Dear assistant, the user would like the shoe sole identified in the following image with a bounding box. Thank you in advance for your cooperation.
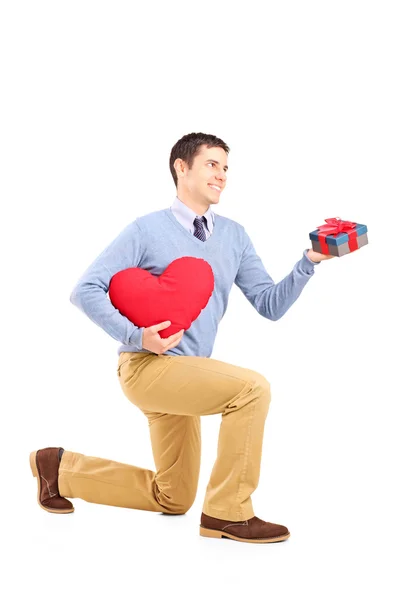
[29,451,74,514]
[199,525,290,543]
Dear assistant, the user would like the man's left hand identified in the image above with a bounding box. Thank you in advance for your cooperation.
[307,249,336,263]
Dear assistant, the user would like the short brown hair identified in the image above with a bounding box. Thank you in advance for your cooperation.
[169,132,230,187]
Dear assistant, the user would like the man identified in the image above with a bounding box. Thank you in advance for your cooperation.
[30,132,334,544]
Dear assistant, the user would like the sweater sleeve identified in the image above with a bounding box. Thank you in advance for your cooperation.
[234,227,318,321]
[70,220,144,349]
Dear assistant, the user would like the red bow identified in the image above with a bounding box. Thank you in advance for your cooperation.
[316,217,357,236]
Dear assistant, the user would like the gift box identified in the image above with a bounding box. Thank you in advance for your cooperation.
[309,218,368,257]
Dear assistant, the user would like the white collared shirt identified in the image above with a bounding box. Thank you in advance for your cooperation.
[170,196,214,239]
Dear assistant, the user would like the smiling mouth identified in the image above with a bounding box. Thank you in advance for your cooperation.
[208,184,222,192]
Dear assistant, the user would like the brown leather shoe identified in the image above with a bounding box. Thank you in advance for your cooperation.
[29,447,74,514]
[200,512,290,543]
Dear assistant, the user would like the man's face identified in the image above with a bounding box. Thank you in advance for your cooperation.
[176,145,228,206]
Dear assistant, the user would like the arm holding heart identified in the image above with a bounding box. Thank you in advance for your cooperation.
[234,228,332,321]
[70,221,147,350]
[142,321,184,355]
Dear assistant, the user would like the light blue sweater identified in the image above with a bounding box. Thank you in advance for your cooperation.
[70,198,320,357]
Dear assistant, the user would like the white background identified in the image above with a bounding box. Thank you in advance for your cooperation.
[1,1,399,598]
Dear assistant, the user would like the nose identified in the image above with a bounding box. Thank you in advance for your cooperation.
[216,170,227,183]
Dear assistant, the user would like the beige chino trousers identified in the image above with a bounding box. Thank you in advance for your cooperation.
[59,351,271,521]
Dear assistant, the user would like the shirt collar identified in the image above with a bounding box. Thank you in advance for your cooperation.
[171,195,214,232]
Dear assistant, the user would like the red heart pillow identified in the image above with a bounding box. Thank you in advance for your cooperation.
[109,257,214,338]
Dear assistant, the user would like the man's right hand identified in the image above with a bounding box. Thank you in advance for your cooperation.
[142,321,184,355]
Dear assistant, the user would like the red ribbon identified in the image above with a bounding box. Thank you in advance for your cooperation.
[316,217,359,254]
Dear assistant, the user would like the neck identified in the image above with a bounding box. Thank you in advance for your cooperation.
[177,191,209,216]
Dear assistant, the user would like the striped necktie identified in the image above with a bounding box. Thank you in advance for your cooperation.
[193,216,207,241]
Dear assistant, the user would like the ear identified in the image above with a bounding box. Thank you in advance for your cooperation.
[174,157,186,179]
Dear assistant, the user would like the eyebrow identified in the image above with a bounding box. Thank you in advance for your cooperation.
[205,159,229,171]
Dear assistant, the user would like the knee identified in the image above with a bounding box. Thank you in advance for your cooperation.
[165,505,192,516]
[248,372,272,410]
[156,486,196,515]
[248,370,271,394]
[161,498,195,515]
